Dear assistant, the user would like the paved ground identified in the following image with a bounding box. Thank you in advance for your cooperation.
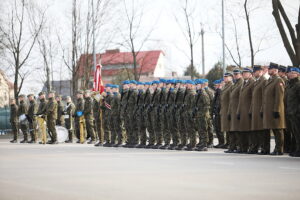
[0,136,300,200]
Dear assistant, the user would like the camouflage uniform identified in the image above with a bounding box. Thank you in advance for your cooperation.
[84,96,96,142]
[160,88,169,146]
[45,97,58,143]
[56,100,65,126]
[204,87,215,146]
[175,88,187,148]
[212,88,224,146]
[65,101,75,142]
[126,88,138,145]
[153,87,163,147]
[144,88,155,146]
[93,97,103,144]
[111,91,123,145]
[102,92,113,144]
[75,97,85,140]
[120,89,130,143]
[136,89,147,145]
[27,99,37,142]
[18,100,28,142]
[194,89,210,149]
[10,103,19,141]
[165,88,178,147]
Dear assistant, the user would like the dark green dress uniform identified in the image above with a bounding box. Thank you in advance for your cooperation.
[227,78,243,152]
[174,87,187,149]
[10,103,19,142]
[84,96,96,143]
[286,76,300,157]
[144,88,155,147]
[64,101,75,142]
[111,91,123,146]
[212,88,223,147]
[165,87,178,148]
[136,89,147,147]
[183,88,197,150]
[18,100,28,142]
[45,97,58,143]
[75,97,85,140]
[102,92,113,145]
[126,88,139,146]
[27,99,37,143]
[56,100,65,126]
[262,74,286,155]
[194,88,210,150]
[204,87,215,146]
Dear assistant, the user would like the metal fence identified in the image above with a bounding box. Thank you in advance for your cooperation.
[0,107,11,134]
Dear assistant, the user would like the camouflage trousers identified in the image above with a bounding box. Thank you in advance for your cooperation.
[11,122,19,140]
[213,114,224,145]
[166,109,179,145]
[136,109,147,145]
[20,123,28,140]
[195,111,209,146]
[161,108,170,144]
[103,113,111,143]
[287,115,300,152]
[47,119,57,142]
[184,112,197,147]
[154,107,163,145]
[94,117,104,144]
[85,117,96,141]
[126,111,138,144]
[176,110,187,145]
[147,109,156,145]
[29,120,37,141]
[111,114,123,144]
[207,113,214,145]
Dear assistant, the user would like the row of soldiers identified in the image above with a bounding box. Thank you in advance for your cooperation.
[216,63,300,157]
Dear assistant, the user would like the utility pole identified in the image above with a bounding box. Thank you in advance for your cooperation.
[222,0,225,73]
[201,28,205,75]
[92,0,96,71]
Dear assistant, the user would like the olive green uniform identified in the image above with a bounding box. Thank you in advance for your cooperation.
[204,87,215,146]
[212,88,223,146]
[45,98,58,143]
[120,89,129,143]
[65,102,75,142]
[56,101,65,126]
[111,92,123,145]
[75,98,85,140]
[10,104,19,141]
[166,88,178,146]
[84,96,96,141]
[136,89,147,145]
[153,88,163,147]
[18,100,28,141]
[102,92,113,144]
[144,88,155,146]
[175,88,187,148]
[27,99,37,142]
[126,89,138,145]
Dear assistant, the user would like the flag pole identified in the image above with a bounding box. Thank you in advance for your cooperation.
[92,0,96,71]
[222,0,225,74]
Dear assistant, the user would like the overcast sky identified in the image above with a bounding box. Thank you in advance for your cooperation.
[1,0,299,94]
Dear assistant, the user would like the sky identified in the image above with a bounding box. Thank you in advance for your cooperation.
[1,0,299,94]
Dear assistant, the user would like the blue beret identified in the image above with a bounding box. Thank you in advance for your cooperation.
[203,79,208,83]
[176,80,182,84]
[130,80,137,84]
[233,69,242,74]
[152,80,160,85]
[288,67,300,73]
[243,67,253,73]
[213,80,219,84]
[105,84,112,87]
[122,80,130,85]
[136,81,143,85]
[111,85,119,89]
[269,62,279,69]
[144,82,151,85]
[186,80,195,85]
[159,78,166,83]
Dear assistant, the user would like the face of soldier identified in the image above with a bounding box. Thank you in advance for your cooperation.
[10,99,16,105]
[66,97,72,103]
[224,76,232,83]
[55,97,61,102]
[123,84,129,90]
[233,73,242,80]
[106,87,111,92]
[278,71,286,77]
[253,70,263,78]
[268,68,278,76]
[131,84,137,89]
[180,84,186,89]
[288,71,299,79]
[39,95,45,100]
[158,82,164,88]
[84,93,90,98]
[242,72,251,80]
[48,93,54,98]
[166,84,171,89]
[152,84,157,89]
[76,93,83,99]
[175,83,180,89]
[196,84,201,90]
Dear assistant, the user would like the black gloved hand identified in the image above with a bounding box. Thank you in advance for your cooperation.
[260,112,263,118]
[273,112,280,119]
[237,114,240,120]
[248,113,252,119]
[227,114,231,121]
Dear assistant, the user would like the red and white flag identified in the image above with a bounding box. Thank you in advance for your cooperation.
[93,64,104,93]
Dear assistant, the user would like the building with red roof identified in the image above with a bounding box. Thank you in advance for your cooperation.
[76,49,165,88]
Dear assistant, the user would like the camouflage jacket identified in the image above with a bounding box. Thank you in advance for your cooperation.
[45,98,58,120]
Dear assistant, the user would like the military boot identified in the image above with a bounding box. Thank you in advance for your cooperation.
[10,139,17,143]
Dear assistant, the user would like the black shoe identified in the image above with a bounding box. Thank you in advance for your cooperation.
[76,140,80,143]
[185,146,197,151]
[20,140,28,143]
[175,145,186,150]
[39,141,46,144]
[136,144,146,148]
[128,144,138,148]
[87,140,95,144]
[224,150,234,153]
[152,144,162,149]
[290,151,300,157]
[65,140,73,143]
[145,144,154,149]
[168,144,177,150]
[196,146,208,151]
[207,143,214,148]
[103,143,112,147]
[159,144,170,149]
[214,144,224,148]
[94,142,103,147]
[114,143,123,147]
[258,150,270,155]
[51,141,58,144]
[28,140,36,144]
[10,140,17,143]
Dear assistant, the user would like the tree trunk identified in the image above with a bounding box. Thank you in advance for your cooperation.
[244,0,254,67]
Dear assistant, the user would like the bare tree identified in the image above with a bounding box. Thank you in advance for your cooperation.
[272,0,300,67]
[244,0,254,67]
[0,0,45,101]
[175,0,200,80]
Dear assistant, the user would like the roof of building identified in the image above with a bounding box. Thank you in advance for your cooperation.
[77,49,164,77]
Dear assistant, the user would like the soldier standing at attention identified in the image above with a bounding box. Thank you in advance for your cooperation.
[27,94,37,143]
[18,94,29,143]
[10,99,19,143]
[249,65,269,154]
[110,85,123,147]
[56,95,65,127]
[262,63,286,155]
[285,67,300,157]
[126,81,139,148]
[75,91,85,142]
[45,91,58,144]
[145,81,158,148]
[135,82,147,148]
[36,92,48,144]
[152,80,164,149]
[212,80,224,148]
[236,68,255,153]
[203,79,215,148]
[120,80,130,146]
[64,96,76,143]
[220,73,233,150]
[84,90,96,144]
[102,84,113,146]
[194,79,210,151]
[225,69,244,153]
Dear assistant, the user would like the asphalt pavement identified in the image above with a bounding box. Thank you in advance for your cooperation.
[0,136,299,200]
